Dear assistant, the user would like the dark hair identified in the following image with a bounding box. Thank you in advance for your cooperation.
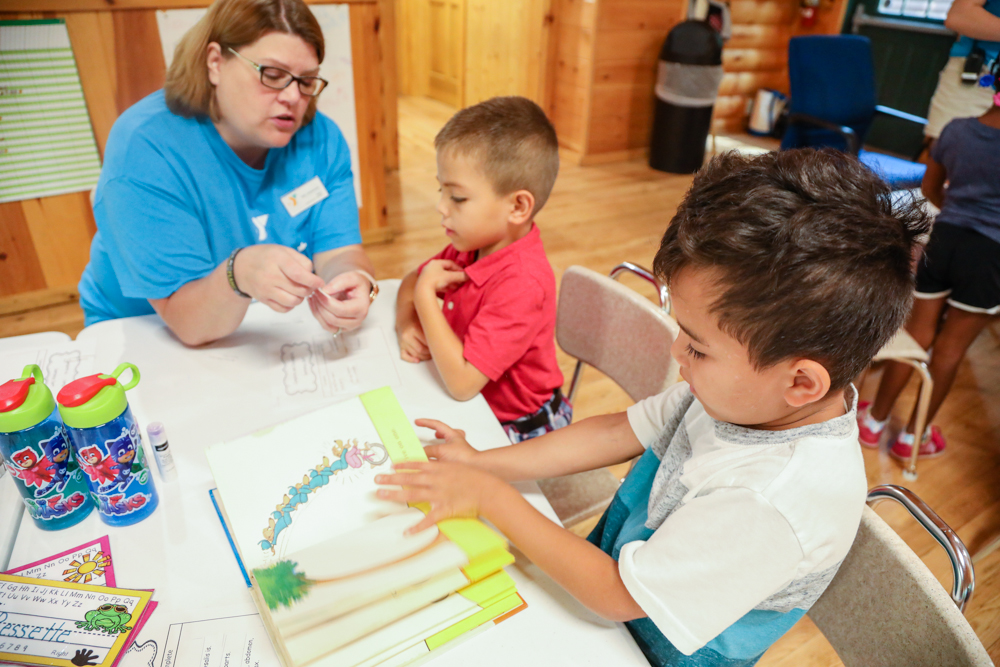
[435,96,559,215]
[654,149,932,390]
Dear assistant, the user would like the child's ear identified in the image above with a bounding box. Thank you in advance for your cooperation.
[784,359,831,408]
[507,190,535,226]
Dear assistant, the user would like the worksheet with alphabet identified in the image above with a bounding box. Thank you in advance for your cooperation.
[0,573,152,667]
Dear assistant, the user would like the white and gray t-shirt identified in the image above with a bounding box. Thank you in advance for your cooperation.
[619,381,867,656]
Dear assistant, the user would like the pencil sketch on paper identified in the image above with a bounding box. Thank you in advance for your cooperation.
[259,439,389,554]
[280,342,319,395]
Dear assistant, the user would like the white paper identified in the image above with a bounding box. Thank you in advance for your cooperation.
[160,612,280,667]
[0,340,97,394]
[206,397,400,572]
[271,328,401,409]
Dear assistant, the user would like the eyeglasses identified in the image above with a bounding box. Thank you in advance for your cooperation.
[227,47,328,97]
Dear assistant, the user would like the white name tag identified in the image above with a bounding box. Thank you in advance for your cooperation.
[281,176,329,217]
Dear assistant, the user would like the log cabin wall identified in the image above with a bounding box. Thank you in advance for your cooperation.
[547,0,849,161]
[0,0,394,306]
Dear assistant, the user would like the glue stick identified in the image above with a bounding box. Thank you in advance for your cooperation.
[147,422,178,481]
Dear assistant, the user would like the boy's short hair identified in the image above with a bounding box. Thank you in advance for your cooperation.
[654,149,932,390]
[435,96,559,215]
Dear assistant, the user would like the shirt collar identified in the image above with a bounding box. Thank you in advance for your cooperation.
[463,224,542,286]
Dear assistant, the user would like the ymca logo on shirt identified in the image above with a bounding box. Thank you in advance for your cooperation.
[251,214,269,241]
[281,176,329,217]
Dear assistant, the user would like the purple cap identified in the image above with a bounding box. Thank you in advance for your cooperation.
[147,421,167,446]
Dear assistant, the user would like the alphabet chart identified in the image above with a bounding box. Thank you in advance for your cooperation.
[6,536,116,587]
[0,573,152,667]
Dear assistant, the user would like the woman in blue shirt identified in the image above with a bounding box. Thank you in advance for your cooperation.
[79,0,377,345]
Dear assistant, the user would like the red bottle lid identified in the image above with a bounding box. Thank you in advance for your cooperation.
[0,376,35,412]
[57,374,117,408]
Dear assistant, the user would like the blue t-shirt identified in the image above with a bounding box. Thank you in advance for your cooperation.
[79,90,360,325]
[931,117,1000,245]
[948,0,1000,60]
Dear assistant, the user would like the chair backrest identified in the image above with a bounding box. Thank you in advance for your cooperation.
[809,505,991,666]
[557,266,680,403]
[782,35,878,152]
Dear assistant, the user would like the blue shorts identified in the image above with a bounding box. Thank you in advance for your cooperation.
[502,391,573,444]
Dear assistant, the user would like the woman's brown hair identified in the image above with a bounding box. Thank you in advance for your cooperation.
[164,0,324,124]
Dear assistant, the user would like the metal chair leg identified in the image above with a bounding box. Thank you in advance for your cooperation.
[897,359,933,480]
[567,360,585,404]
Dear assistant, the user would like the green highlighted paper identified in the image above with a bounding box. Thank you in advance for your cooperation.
[207,387,525,667]
[0,20,103,204]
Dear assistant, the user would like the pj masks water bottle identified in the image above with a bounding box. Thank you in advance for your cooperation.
[57,363,158,526]
[0,365,93,530]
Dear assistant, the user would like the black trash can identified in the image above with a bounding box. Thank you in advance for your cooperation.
[649,21,724,174]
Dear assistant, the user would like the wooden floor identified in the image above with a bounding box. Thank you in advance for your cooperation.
[4,94,1000,663]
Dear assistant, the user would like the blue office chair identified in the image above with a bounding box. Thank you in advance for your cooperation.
[781,35,927,190]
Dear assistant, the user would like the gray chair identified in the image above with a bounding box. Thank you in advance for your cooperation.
[808,485,990,666]
[539,263,680,528]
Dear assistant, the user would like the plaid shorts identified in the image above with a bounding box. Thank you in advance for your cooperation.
[502,391,573,444]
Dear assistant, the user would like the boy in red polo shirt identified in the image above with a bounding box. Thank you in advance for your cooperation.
[395,96,569,443]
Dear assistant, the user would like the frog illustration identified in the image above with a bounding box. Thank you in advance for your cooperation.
[75,603,132,634]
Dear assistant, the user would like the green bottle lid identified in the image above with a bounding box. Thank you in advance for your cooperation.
[57,363,141,429]
[0,365,55,434]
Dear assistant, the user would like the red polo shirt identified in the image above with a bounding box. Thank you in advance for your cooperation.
[418,225,564,422]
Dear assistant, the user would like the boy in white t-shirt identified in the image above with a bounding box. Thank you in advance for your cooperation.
[375,149,931,666]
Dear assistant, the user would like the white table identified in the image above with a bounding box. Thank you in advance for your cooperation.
[7,281,648,666]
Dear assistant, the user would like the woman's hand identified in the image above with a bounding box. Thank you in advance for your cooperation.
[417,419,479,464]
[308,270,373,333]
[233,244,325,313]
[375,460,505,533]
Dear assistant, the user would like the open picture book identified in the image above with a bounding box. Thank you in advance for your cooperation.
[206,387,525,667]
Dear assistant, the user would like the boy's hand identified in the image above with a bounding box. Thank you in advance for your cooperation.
[416,260,468,295]
[397,318,431,363]
[416,419,478,463]
[375,461,504,533]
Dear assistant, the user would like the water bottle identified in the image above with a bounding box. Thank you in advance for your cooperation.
[0,365,93,530]
[57,363,158,526]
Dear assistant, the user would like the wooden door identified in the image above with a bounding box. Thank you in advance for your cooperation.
[428,0,465,106]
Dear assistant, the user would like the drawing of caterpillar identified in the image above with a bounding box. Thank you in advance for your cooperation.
[259,440,388,553]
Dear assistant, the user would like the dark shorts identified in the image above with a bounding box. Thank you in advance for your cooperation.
[915,222,1000,315]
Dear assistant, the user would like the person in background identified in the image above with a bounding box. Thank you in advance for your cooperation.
[924,0,1000,140]
[859,77,1000,459]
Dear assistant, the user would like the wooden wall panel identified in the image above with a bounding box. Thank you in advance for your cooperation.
[65,12,118,157]
[351,2,391,241]
[112,10,167,114]
[463,0,553,107]
[584,0,686,157]
[547,0,596,154]
[0,204,48,297]
[20,193,96,289]
[395,0,431,97]
[378,0,400,170]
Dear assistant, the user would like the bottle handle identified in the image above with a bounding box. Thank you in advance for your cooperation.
[110,363,141,391]
[19,364,44,384]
